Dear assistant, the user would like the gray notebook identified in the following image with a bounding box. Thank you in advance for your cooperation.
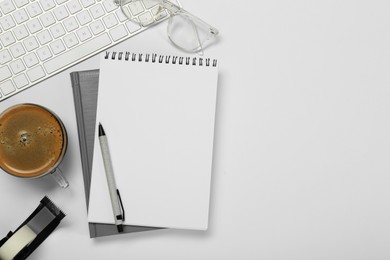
[70,70,160,238]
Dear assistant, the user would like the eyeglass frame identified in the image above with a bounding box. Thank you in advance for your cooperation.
[115,0,219,54]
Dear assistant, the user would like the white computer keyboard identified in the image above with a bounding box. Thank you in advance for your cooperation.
[0,0,178,101]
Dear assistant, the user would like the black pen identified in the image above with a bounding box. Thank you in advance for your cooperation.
[98,123,125,232]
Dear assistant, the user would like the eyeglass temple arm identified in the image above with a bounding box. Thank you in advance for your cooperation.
[159,0,219,36]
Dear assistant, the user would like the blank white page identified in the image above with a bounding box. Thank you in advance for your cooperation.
[88,52,218,230]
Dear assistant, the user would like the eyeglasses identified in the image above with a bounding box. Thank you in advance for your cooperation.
[116,0,219,54]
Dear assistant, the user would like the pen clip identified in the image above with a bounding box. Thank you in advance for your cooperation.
[116,189,125,221]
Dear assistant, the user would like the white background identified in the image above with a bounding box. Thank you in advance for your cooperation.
[1,0,390,259]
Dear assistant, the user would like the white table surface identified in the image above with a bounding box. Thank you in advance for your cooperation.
[1,1,390,259]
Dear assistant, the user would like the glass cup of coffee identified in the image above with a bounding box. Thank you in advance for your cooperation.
[0,103,69,188]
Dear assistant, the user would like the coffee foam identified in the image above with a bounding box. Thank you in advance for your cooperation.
[0,104,66,178]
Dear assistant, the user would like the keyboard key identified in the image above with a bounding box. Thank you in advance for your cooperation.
[0,0,15,15]
[76,26,92,41]
[26,18,43,34]
[50,23,66,38]
[0,80,15,95]
[80,0,95,8]
[50,39,66,54]
[102,13,118,29]
[43,33,111,74]
[37,29,53,45]
[0,15,16,30]
[128,1,145,16]
[63,16,79,32]
[0,49,12,64]
[125,20,141,33]
[26,65,45,82]
[67,0,82,14]
[23,36,39,52]
[143,0,159,9]
[138,12,154,26]
[40,0,56,11]
[23,53,39,68]
[102,0,118,13]
[115,9,128,22]
[10,59,26,74]
[152,6,167,20]
[13,73,29,89]
[0,31,15,47]
[146,0,159,9]
[40,12,56,27]
[14,0,29,8]
[36,46,53,61]
[12,9,29,24]
[53,5,69,21]
[128,1,144,16]
[76,10,92,25]
[90,3,105,19]
[14,24,29,40]
[9,42,26,58]
[26,2,43,18]
[109,24,128,42]
[63,32,79,48]
[90,20,104,35]
[0,66,12,81]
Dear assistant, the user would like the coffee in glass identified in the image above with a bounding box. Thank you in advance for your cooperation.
[0,104,69,188]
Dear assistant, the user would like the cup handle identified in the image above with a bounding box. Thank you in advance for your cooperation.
[50,167,69,189]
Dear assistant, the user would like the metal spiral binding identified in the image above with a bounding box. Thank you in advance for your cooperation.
[104,51,218,67]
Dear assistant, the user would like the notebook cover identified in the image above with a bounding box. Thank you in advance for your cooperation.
[70,70,160,238]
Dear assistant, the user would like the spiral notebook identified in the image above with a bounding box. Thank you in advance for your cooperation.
[88,51,218,230]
